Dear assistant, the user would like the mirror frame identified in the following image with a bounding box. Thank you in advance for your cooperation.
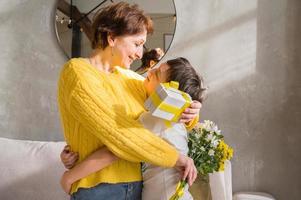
[53,0,177,68]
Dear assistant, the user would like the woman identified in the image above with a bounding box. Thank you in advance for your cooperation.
[58,2,200,200]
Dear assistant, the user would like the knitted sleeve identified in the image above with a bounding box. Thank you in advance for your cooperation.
[62,63,178,168]
[185,115,200,131]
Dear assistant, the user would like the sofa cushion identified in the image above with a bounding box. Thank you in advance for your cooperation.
[0,137,69,200]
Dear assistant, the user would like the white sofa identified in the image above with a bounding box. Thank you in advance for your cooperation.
[0,137,69,200]
[0,136,232,200]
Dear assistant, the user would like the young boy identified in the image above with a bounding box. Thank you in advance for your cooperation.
[61,57,207,200]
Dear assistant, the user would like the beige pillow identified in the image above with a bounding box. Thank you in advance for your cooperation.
[0,137,68,200]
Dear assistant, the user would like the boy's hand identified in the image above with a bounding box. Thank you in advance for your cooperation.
[60,145,79,169]
[179,100,202,123]
[60,171,72,194]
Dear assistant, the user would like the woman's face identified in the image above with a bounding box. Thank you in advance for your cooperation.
[110,30,147,69]
[144,62,170,96]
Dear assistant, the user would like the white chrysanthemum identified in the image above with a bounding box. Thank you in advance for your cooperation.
[195,133,201,139]
[202,120,212,130]
[212,125,220,133]
[203,120,211,125]
[202,120,220,133]
[195,123,202,129]
[208,149,215,156]
[211,139,219,148]
[206,133,213,142]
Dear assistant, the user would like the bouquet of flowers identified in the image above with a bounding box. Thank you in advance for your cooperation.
[169,120,233,200]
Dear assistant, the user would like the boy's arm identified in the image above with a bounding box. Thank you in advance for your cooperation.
[60,147,118,194]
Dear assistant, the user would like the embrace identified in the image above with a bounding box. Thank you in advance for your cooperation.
[58,2,206,200]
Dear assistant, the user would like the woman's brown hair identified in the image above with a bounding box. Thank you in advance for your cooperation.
[91,2,153,49]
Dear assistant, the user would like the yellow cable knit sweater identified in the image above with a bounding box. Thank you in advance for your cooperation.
[58,58,180,194]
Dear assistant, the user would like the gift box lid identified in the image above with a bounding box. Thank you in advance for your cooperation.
[144,82,192,122]
[155,83,190,108]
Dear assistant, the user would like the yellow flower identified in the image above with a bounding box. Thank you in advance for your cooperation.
[227,147,234,159]
[219,163,225,171]
[169,181,186,200]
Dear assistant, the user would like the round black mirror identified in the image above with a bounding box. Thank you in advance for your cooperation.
[54,0,176,73]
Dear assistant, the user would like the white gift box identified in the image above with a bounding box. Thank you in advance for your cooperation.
[144,82,192,122]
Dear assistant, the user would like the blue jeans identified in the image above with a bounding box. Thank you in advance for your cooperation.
[70,181,143,200]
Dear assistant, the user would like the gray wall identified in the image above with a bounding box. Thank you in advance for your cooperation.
[0,0,66,141]
[0,0,300,199]
[165,0,301,199]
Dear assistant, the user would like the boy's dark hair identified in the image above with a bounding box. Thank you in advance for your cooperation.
[166,57,207,103]
[91,2,153,49]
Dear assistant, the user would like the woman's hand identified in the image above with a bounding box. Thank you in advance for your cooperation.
[175,154,198,186]
[60,145,79,169]
[179,100,202,123]
[60,171,72,194]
